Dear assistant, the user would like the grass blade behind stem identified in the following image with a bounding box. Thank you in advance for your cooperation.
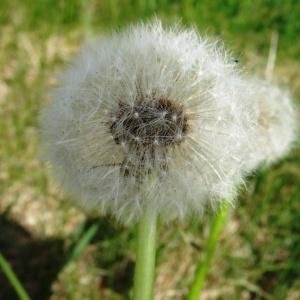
[187,202,230,300]
[64,219,102,266]
[0,252,31,300]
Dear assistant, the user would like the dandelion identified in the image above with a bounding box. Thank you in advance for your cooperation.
[40,20,255,300]
[41,21,252,223]
[188,77,298,300]
[243,78,297,173]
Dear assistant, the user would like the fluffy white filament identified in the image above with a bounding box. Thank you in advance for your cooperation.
[243,78,297,172]
[40,21,294,223]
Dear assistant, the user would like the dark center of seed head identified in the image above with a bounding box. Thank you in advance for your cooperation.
[110,97,188,148]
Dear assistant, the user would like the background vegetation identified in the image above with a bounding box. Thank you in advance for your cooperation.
[0,1,299,299]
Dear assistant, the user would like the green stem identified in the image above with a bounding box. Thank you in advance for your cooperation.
[0,252,31,300]
[133,210,157,300]
[187,202,230,300]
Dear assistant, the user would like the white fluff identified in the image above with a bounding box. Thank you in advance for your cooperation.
[243,78,298,173]
[40,20,255,223]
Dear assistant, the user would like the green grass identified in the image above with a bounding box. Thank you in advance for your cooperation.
[0,252,31,300]
[0,1,299,299]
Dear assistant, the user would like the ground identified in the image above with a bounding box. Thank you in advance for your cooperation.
[0,1,300,299]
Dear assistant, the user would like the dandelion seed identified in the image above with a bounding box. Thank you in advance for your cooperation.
[153,139,159,146]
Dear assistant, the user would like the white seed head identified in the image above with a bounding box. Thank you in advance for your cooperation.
[40,20,253,223]
[243,78,298,172]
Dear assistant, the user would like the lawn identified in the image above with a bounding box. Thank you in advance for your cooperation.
[0,1,300,299]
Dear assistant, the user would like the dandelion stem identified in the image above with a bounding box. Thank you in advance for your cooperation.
[187,202,230,300]
[133,210,157,300]
[0,252,31,300]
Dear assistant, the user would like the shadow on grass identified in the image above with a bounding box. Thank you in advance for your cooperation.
[0,215,135,300]
[0,216,65,300]
[84,217,135,298]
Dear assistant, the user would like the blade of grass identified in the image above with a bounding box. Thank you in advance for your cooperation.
[64,219,102,266]
[80,0,93,38]
[0,252,31,300]
[187,202,230,300]
[108,0,119,23]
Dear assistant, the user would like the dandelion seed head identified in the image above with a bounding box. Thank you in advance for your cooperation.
[40,20,252,223]
[243,78,298,172]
